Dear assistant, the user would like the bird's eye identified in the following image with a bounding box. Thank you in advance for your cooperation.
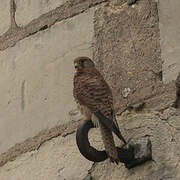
[74,63,78,69]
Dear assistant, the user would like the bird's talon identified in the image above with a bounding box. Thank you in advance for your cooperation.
[109,156,119,165]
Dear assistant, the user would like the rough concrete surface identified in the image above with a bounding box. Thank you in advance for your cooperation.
[0,120,81,168]
[93,0,176,113]
[0,125,104,180]
[0,134,88,180]
[15,0,67,26]
[0,108,180,180]
[0,7,94,154]
[158,0,180,83]
[0,0,11,35]
[88,108,180,180]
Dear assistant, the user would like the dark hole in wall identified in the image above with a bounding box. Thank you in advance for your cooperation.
[173,73,180,108]
[39,25,48,31]
[28,25,48,37]
[127,0,138,6]
[158,71,163,81]
[174,89,180,108]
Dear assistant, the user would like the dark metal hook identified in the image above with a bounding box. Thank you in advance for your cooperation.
[76,120,152,169]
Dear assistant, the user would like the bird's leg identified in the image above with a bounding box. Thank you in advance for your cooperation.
[91,114,99,128]
[78,105,92,122]
[80,106,99,127]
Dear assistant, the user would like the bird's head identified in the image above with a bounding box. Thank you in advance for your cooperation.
[74,57,95,72]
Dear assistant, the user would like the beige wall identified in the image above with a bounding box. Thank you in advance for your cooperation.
[158,0,180,83]
[0,0,178,154]
[0,2,94,153]
[0,0,178,155]
[0,0,10,35]
[15,0,67,26]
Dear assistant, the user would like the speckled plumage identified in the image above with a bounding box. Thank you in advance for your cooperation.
[73,57,126,163]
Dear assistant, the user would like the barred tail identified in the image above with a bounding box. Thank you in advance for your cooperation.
[99,123,119,164]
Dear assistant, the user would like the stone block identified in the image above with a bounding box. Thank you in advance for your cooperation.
[158,0,180,83]
[93,0,162,111]
[0,8,94,154]
[15,0,67,26]
[0,0,11,35]
[0,133,93,180]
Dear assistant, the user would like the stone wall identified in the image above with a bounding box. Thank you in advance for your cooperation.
[0,0,179,179]
[93,0,164,111]
[0,0,104,154]
[158,0,180,83]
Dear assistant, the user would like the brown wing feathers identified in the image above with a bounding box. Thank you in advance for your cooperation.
[74,68,126,144]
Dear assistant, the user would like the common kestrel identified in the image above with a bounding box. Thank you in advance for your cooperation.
[73,56,126,163]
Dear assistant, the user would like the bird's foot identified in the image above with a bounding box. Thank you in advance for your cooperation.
[109,156,119,165]
[107,153,120,165]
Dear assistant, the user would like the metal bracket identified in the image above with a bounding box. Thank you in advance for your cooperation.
[76,120,152,169]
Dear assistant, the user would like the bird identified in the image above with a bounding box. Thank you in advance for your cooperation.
[73,56,127,164]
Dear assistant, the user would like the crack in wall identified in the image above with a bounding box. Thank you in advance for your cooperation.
[10,0,18,29]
